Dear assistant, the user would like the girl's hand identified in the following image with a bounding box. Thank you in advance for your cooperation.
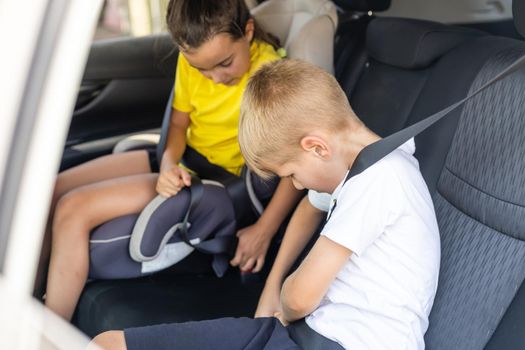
[230,223,272,273]
[255,281,282,318]
[156,164,191,198]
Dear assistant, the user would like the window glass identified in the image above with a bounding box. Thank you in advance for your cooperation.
[94,0,170,41]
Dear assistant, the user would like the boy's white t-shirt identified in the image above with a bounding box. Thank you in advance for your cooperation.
[306,139,440,350]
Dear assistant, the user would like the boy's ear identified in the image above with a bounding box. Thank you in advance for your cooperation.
[244,19,255,42]
[300,136,330,158]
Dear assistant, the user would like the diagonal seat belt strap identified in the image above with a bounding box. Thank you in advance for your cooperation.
[326,54,525,222]
[347,54,525,182]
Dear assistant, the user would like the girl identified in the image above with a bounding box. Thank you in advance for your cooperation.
[45,0,302,321]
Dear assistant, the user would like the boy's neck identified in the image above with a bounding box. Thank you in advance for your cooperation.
[343,125,381,170]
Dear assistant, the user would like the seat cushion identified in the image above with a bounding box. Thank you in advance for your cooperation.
[74,257,265,338]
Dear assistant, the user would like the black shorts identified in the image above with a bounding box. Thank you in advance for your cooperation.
[149,146,279,204]
[124,317,298,350]
[124,318,343,350]
[147,148,160,173]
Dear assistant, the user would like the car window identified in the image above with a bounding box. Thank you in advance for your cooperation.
[94,0,170,41]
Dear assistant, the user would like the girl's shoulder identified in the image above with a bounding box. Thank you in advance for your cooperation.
[253,40,283,59]
[250,40,283,72]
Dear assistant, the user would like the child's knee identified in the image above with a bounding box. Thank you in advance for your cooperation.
[53,171,77,203]
[90,330,127,350]
[52,191,89,234]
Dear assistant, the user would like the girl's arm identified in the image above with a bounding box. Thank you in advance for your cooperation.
[230,177,303,272]
[160,108,189,170]
[156,108,192,198]
[255,196,325,317]
[280,236,352,323]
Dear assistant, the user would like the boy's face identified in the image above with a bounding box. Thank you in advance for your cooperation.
[266,139,348,194]
[272,159,323,192]
[181,22,254,86]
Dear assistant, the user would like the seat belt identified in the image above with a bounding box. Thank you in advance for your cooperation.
[175,176,235,277]
[328,53,525,220]
[178,176,234,256]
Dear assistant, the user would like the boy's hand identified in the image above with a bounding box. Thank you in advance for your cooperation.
[230,223,272,273]
[156,164,191,198]
[255,281,282,318]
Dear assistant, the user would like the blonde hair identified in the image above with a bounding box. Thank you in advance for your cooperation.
[239,59,361,178]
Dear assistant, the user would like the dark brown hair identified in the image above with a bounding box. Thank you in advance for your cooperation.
[166,0,279,50]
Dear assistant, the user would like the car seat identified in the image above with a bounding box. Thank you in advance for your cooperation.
[334,3,525,348]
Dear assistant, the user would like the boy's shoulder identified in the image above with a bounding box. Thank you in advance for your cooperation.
[343,138,420,192]
[331,138,430,224]
[371,138,418,174]
[324,138,436,256]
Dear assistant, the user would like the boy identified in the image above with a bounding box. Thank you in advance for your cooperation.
[93,59,440,350]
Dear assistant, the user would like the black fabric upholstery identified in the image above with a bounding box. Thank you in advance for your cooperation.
[347,19,487,140]
[423,46,525,349]
[409,36,514,194]
[334,15,371,89]
[75,262,263,338]
[367,18,482,69]
[439,49,525,239]
[333,0,390,12]
[341,18,525,348]
[514,0,525,38]
[427,196,525,350]
[485,278,525,349]
[462,20,523,41]
[350,60,429,136]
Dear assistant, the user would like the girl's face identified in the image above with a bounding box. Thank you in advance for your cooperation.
[181,21,254,86]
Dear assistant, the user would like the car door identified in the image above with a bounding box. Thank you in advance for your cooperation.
[62,32,178,170]
[0,0,102,348]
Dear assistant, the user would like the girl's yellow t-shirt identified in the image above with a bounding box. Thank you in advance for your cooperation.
[172,40,281,176]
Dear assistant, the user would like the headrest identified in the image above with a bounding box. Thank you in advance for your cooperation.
[333,0,390,12]
[513,0,525,37]
[367,18,483,69]
[251,0,338,73]
[252,0,338,46]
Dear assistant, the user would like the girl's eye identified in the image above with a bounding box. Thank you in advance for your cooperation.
[220,60,232,67]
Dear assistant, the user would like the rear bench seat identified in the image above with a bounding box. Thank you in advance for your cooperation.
[343,16,525,350]
[75,11,525,349]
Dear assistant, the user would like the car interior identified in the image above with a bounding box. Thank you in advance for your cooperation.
[46,0,525,348]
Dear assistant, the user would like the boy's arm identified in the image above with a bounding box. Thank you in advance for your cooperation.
[231,177,303,272]
[280,236,352,323]
[255,196,325,317]
[156,108,192,198]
